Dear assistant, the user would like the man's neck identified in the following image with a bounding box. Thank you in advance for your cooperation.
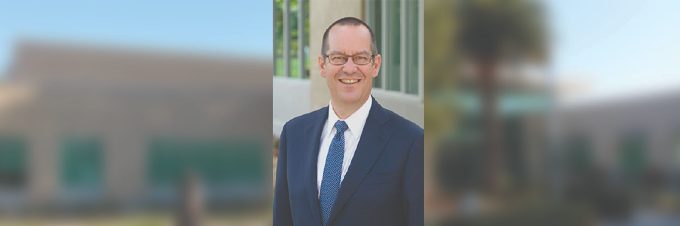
[331,97,369,120]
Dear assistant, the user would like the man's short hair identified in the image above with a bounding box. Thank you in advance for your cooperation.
[321,17,378,56]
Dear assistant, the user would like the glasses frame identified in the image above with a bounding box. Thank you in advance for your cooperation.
[323,54,376,65]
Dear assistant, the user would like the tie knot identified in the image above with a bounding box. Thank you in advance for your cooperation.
[334,120,349,133]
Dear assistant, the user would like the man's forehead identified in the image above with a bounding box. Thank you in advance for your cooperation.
[328,24,370,35]
[327,50,371,55]
[327,25,372,53]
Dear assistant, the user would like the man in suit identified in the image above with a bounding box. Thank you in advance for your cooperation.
[274,17,423,226]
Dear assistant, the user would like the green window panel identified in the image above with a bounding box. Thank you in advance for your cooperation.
[274,0,284,77]
[147,139,265,188]
[367,0,383,89]
[386,0,401,91]
[366,0,421,95]
[289,0,300,78]
[676,138,680,169]
[619,134,646,177]
[567,135,592,173]
[274,0,310,78]
[0,137,27,188]
[60,137,103,189]
[405,0,419,95]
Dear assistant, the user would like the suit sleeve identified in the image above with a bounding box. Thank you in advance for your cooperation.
[273,124,294,226]
[401,133,424,226]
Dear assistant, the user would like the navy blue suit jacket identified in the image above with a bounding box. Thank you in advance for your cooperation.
[274,97,424,226]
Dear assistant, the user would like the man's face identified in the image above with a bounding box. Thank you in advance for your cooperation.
[319,25,381,107]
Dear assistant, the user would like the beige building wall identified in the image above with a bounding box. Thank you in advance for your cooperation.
[309,0,364,111]
[0,42,272,210]
[28,127,59,207]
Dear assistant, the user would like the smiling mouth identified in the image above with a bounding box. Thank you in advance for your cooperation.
[339,79,361,84]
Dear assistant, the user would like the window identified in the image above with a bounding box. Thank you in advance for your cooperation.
[0,136,27,189]
[366,0,422,96]
[566,134,592,173]
[61,137,103,190]
[675,134,680,169]
[147,138,265,189]
[619,133,646,177]
[274,0,310,79]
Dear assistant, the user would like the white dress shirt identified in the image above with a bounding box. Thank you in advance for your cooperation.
[317,96,372,196]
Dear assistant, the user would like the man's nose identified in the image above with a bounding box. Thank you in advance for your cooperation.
[342,57,358,74]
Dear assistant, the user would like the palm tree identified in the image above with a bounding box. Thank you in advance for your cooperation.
[455,0,548,194]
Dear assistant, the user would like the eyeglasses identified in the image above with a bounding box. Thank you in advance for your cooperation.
[323,53,375,65]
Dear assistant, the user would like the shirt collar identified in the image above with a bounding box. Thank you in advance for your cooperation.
[326,95,373,138]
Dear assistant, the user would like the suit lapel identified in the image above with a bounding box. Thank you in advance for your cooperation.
[326,98,392,225]
[304,107,328,226]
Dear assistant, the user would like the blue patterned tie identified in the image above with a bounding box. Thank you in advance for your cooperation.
[319,120,348,226]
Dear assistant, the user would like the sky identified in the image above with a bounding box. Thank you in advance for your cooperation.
[2,0,679,105]
[545,0,680,105]
[0,0,272,75]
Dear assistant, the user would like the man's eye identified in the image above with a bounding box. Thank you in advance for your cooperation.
[332,57,344,60]
[356,56,367,60]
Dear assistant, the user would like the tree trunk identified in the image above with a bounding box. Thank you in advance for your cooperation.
[477,60,503,196]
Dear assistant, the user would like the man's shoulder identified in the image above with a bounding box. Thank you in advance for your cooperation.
[282,106,327,132]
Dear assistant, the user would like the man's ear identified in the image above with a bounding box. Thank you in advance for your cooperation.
[372,54,381,78]
[318,55,326,78]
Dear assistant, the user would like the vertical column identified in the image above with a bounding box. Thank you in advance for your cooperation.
[400,0,406,93]
[28,128,58,210]
[273,0,278,76]
[364,0,372,26]
[298,0,306,79]
[381,0,388,90]
[418,0,424,101]
[105,130,145,208]
[283,0,290,78]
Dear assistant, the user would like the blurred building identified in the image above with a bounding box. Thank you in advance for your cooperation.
[559,92,680,188]
[0,41,272,212]
[272,0,424,136]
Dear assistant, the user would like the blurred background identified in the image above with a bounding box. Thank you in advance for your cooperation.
[4,0,680,225]
[425,0,680,225]
[0,0,272,225]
